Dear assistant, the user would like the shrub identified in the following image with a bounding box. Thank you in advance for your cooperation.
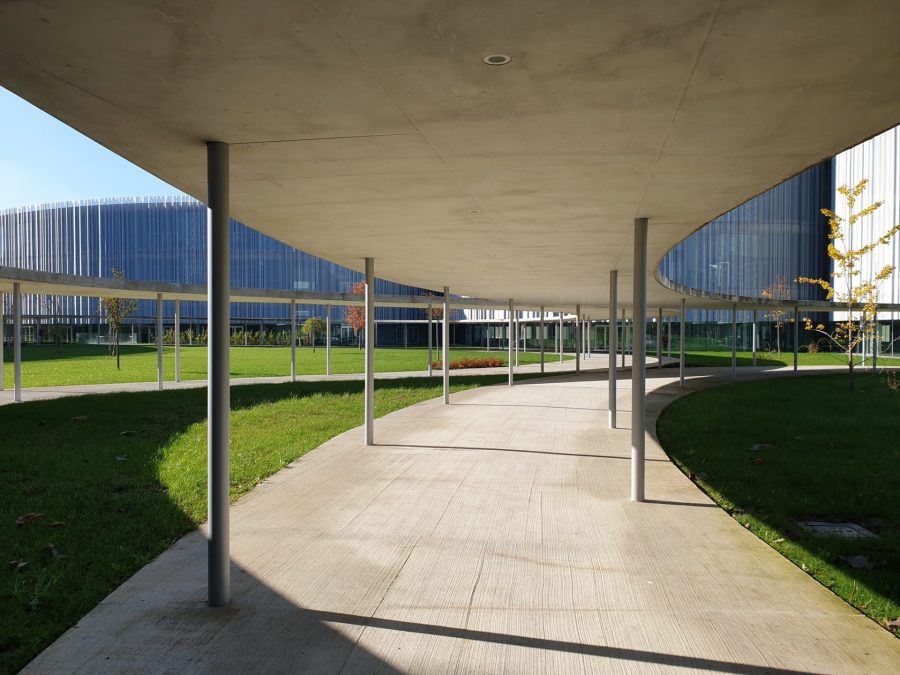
[432,357,505,370]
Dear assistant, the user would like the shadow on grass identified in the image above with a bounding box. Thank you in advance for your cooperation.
[652,371,900,633]
[3,343,160,363]
[1,373,520,672]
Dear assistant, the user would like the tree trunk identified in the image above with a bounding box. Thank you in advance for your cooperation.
[312,329,316,353]
[116,333,121,370]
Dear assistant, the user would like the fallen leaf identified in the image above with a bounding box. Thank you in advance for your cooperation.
[16,512,44,526]
[119,430,136,436]
[749,457,765,465]
[840,555,875,570]
[8,559,27,570]
[115,455,128,462]
[71,415,88,422]
[749,443,776,452]
[49,521,65,529]
[887,618,900,630]
[744,523,752,530]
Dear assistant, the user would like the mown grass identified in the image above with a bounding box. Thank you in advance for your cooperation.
[683,350,874,368]
[1,344,566,388]
[0,373,526,673]
[656,373,899,636]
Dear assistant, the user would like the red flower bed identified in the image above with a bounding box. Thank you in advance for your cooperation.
[431,357,505,370]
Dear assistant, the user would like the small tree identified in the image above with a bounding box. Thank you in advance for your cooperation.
[99,268,138,369]
[798,179,900,388]
[345,281,367,349]
[759,276,791,354]
[302,316,326,352]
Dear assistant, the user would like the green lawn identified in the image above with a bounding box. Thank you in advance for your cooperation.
[1,344,566,388]
[682,350,876,368]
[0,373,539,672]
[656,373,899,636]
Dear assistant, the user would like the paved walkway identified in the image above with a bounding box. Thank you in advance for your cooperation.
[23,367,900,673]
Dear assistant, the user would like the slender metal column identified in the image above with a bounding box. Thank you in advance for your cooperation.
[365,258,375,444]
[13,283,22,402]
[679,298,686,388]
[575,304,581,374]
[621,308,626,368]
[793,306,799,374]
[609,270,618,429]
[442,287,450,403]
[427,304,433,376]
[657,307,663,369]
[539,306,545,373]
[326,304,332,376]
[0,294,5,391]
[290,299,297,383]
[508,299,514,386]
[174,299,181,382]
[207,140,230,607]
[731,303,737,380]
[559,314,563,362]
[752,310,757,367]
[156,293,163,390]
[632,217,648,502]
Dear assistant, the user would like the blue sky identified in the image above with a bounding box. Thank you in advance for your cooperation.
[0,87,185,210]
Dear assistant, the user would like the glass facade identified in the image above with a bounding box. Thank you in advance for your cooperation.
[658,160,833,319]
[0,196,436,328]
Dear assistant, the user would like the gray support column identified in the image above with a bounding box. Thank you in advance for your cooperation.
[174,299,181,382]
[793,306,799,374]
[575,304,581,374]
[0,294,4,391]
[657,307,663,369]
[290,299,297,382]
[752,310,758,367]
[156,293,163,390]
[621,308,626,368]
[632,217,648,503]
[508,300,514,386]
[609,270,618,429]
[365,258,375,444]
[539,306,545,373]
[442,287,450,403]
[731,303,737,380]
[559,314,563,362]
[403,322,408,349]
[427,304,433,376]
[207,140,230,607]
[13,283,22,402]
[679,298,686,388]
[325,304,332,376]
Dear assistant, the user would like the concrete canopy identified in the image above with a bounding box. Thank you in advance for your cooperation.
[1,1,898,309]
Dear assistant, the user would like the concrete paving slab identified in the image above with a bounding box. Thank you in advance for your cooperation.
[21,367,900,674]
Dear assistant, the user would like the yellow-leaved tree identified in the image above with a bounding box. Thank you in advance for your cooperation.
[798,179,900,389]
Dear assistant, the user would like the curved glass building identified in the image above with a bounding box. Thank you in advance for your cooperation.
[0,196,438,343]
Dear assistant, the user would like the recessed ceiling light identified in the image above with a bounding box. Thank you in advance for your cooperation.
[482,54,512,66]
